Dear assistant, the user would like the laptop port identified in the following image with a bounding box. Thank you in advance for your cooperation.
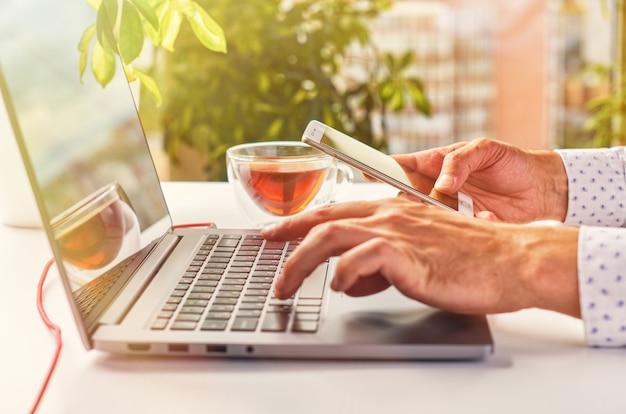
[206,345,227,353]
[127,343,150,352]
[168,344,188,352]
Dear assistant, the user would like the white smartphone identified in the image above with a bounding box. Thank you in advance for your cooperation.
[301,120,474,216]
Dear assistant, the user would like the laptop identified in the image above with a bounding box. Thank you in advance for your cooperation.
[0,0,493,360]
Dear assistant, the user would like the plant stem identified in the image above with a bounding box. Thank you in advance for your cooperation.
[615,0,625,144]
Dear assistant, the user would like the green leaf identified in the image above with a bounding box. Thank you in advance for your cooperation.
[78,24,97,82]
[407,79,432,116]
[86,0,101,11]
[97,0,119,51]
[267,118,284,138]
[185,2,227,53]
[129,0,159,30]
[390,89,404,111]
[118,1,144,64]
[398,51,414,71]
[133,68,163,106]
[91,40,116,87]
[160,7,183,52]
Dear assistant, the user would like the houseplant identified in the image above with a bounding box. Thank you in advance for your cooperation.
[82,0,431,180]
[583,0,625,146]
[79,0,227,106]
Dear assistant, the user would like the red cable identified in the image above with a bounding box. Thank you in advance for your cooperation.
[31,258,62,414]
[172,222,214,229]
[31,222,213,412]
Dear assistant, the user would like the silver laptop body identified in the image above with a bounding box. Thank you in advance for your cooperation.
[0,0,493,360]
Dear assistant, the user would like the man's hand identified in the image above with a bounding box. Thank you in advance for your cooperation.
[261,197,580,317]
[392,138,569,223]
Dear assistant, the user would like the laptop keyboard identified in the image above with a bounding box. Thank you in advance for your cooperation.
[150,234,326,334]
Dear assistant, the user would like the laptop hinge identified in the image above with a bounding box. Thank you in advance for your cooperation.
[98,233,181,326]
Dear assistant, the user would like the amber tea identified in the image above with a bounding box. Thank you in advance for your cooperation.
[227,141,352,227]
[52,185,127,271]
[237,162,329,216]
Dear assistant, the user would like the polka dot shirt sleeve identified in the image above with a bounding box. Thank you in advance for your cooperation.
[556,147,626,347]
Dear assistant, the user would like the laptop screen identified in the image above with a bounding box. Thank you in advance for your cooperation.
[0,0,170,326]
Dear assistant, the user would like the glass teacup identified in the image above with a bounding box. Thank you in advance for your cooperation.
[226,141,353,227]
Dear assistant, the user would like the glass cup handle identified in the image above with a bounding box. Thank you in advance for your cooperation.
[331,162,354,203]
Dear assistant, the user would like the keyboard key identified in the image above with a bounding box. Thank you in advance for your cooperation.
[201,319,228,331]
[248,282,272,290]
[222,279,246,285]
[180,306,205,314]
[238,302,264,310]
[210,252,233,258]
[191,286,215,294]
[175,314,201,322]
[158,310,174,319]
[200,268,225,275]
[231,261,254,268]
[218,238,240,248]
[241,295,266,303]
[296,305,321,314]
[297,298,322,306]
[216,291,241,298]
[187,292,212,300]
[255,265,278,272]
[250,276,273,284]
[298,263,328,299]
[269,298,294,306]
[213,297,238,305]
[184,299,209,307]
[225,272,249,279]
[261,312,290,332]
[252,271,276,277]
[245,289,269,297]
[264,241,285,249]
[206,312,232,320]
[209,257,230,263]
[236,309,262,318]
[267,304,293,313]
[171,321,198,330]
[151,319,169,330]
[295,313,319,321]
[259,254,281,261]
[205,263,228,269]
[231,318,259,331]
[220,285,243,292]
[292,320,318,333]
[210,304,235,312]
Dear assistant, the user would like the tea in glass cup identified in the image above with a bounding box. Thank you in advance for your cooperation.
[51,182,140,284]
[226,141,353,227]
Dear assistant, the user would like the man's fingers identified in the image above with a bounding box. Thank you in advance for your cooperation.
[436,138,507,194]
[331,237,426,299]
[272,218,379,299]
[261,200,385,241]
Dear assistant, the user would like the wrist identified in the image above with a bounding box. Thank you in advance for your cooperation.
[534,151,569,221]
[518,225,580,317]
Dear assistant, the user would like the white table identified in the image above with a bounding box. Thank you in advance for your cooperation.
[1,182,624,414]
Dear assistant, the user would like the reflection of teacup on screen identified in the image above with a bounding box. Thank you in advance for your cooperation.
[227,141,353,227]
[51,182,137,273]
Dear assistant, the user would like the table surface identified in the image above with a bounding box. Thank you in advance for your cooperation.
[1,181,625,414]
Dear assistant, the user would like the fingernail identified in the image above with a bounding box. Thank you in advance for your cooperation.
[435,174,454,190]
[260,223,277,235]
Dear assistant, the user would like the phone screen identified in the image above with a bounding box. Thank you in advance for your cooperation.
[302,120,457,212]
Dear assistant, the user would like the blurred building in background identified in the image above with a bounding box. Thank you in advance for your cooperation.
[347,1,495,153]
[346,0,612,154]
